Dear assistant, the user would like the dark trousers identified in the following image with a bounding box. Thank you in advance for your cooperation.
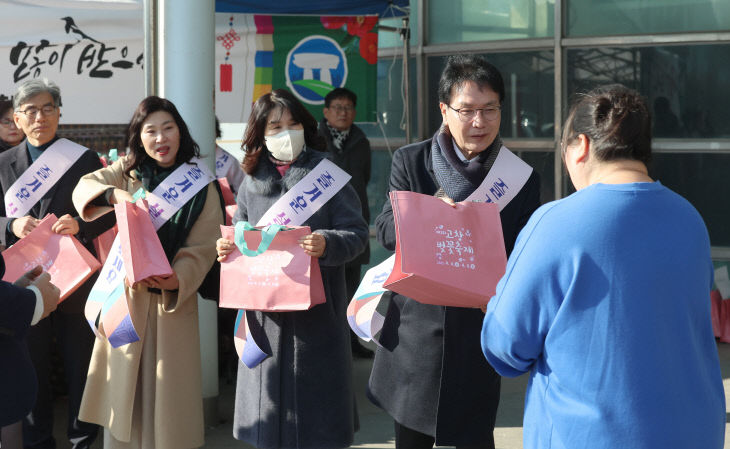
[345,261,364,347]
[394,421,495,449]
[23,311,99,449]
[344,260,361,300]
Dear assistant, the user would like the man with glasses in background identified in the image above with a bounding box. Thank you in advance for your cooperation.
[367,55,541,449]
[318,87,374,358]
[0,78,114,449]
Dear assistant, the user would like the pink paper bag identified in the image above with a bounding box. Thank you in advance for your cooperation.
[114,199,173,284]
[225,204,238,226]
[218,177,236,206]
[384,191,507,308]
[93,224,118,265]
[2,214,102,302]
[719,298,730,344]
[219,224,326,311]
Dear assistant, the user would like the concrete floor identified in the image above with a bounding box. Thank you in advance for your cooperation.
[55,342,730,449]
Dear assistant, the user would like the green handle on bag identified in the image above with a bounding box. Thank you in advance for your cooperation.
[132,187,146,201]
[234,221,285,257]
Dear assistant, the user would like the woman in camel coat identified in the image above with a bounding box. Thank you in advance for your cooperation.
[72,96,223,449]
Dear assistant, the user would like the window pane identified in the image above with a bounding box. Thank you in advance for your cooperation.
[567,0,730,36]
[360,56,417,140]
[650,153,730,247]
[515,150,556,204]
[366,149,394,226]
[567,45,730,138]
[427,51,555,139]
[428,0,554,44]
[378,2,417,48]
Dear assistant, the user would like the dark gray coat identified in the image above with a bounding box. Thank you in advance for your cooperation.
[231,148,369,449]
[318,119,371,265]
[368,138,541,446]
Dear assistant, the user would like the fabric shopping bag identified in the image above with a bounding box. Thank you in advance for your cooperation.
[93,224,118,265]
[384,190,507,308]
[219,222,326,311]
[114,199,173,285]
[1,214,101,302]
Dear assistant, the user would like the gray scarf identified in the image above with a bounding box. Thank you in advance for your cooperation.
[431,128,501,202]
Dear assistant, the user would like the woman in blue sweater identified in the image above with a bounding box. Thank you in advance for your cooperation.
[481,84,725,449]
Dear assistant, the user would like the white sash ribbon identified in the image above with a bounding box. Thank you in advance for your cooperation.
[465,146,533,210]
[143,159,215,230]
[234,156,351,368]
[4,138,87,218]
[215,146,236,179]
[256,158,351,227]
[86,159,215,347]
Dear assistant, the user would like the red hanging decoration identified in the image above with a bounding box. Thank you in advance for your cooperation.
[216,16,240,92]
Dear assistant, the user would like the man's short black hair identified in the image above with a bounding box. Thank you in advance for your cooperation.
[438,55,505,105]
[324,88,357,108]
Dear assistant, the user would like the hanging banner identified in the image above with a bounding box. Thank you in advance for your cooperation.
[214,14,378,124]
[1,5,378,125]
[0,1,144,124]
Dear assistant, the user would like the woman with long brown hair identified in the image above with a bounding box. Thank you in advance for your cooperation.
[216,89,368,449]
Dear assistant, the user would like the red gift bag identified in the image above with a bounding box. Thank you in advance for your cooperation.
[114,199,173,285]
[2,214,102,302]
[219,224,326,311]
[93,224,118,265]
[384,191,507,308]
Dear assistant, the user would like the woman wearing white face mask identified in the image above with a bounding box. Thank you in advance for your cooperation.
[216,89,369,449]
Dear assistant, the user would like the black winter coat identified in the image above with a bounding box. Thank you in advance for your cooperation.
[0,139,115,314]
[368,137,541,446]
[318,119,371,265]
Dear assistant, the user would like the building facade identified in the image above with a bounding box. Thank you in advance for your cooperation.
[361,0,730,262]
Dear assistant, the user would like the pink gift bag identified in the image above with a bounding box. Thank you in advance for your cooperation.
[93,224,118,265]
[219,224,326,311]
[2,214,102,302]
[218,177,237,206]
[114,199,173,285]
[384,191,507,308]
[225,204,238,226]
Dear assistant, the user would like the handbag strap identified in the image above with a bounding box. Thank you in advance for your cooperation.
[234,221,285,257]
[132,187,146,201]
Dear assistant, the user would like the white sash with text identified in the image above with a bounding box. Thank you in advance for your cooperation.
[465,146,533,210]
[4,138,87,217]
[256,158,351,227]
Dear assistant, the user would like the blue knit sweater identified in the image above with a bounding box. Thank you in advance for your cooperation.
[482,181,725,449]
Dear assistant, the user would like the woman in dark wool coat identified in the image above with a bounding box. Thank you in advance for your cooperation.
[216,89,369,449]
[368,55,541,449]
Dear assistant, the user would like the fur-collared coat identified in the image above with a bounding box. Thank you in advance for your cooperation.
[231,148,369,449]
[72,156,222,449]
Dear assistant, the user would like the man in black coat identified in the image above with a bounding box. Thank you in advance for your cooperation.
[367,55,541,448]
[0,78,114,449]
[1,255,60,449]
[318,87,374,358]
